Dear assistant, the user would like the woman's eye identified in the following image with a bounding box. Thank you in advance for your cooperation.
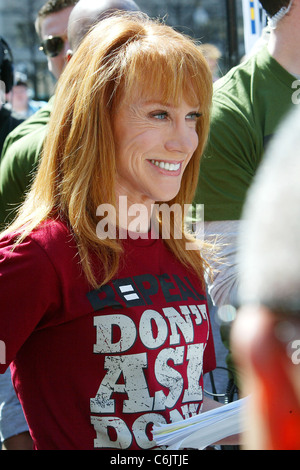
[187,112,202,121]
[150,111,168,120]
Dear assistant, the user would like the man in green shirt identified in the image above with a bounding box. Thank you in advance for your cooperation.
[0,0,77,229]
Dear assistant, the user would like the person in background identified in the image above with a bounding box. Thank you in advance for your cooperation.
[194,0,300,379]
[0,37,24,152]
[1,0,78,157]
[231,104,300,450]
[67,0,140,52]
[9,76,47,120]
[35,0,78,80]
[197,43,222,82]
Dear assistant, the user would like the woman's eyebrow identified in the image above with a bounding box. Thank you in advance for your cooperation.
[141,100,173,107]
[141,100,200,110]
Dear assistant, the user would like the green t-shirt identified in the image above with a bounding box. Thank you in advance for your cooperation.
[195,47,297,221]
[0,97,54,228]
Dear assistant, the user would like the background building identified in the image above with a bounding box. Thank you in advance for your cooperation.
[0,0,252,101]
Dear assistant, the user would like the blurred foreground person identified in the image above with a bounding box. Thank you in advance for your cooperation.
[0,12,220,450]
[231,104,300,450]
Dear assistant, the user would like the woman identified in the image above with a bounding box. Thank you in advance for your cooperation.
[0,12,216,450]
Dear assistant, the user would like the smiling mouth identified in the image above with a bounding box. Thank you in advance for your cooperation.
[150,159,181,172]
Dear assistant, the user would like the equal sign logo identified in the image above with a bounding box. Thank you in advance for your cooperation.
[119,284,140,302]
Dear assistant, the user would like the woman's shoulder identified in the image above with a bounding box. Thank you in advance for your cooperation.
[31,217,73,242]
[0,218,77,264]
[30,218,79,262]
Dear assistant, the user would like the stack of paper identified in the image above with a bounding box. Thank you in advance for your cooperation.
[152,397,248,450]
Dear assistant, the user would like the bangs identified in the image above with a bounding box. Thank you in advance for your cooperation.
[116,34,212,112]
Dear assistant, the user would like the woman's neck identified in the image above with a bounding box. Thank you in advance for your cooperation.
[116,195,153,234]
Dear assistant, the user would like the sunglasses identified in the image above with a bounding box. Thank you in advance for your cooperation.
[39,36,65,58]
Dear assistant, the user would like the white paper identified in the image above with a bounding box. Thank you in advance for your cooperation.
[152,397,248,449]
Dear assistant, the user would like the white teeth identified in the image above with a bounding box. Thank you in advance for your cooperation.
[151,160,180,172]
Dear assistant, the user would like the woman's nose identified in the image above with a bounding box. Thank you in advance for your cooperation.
[164,122,198,155]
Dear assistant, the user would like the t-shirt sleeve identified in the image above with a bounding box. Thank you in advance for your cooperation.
[0,234,61,374]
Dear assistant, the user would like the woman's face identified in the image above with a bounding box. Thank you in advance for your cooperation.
[113,92,201,209]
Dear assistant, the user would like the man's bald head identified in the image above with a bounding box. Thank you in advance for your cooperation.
[68,0,140,51]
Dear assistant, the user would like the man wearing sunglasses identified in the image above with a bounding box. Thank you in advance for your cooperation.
[36,0,78,80]
[0,1,78,164]
[0,0,140,451]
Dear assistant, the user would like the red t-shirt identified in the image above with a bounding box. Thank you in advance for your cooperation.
[0,219,215,450]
